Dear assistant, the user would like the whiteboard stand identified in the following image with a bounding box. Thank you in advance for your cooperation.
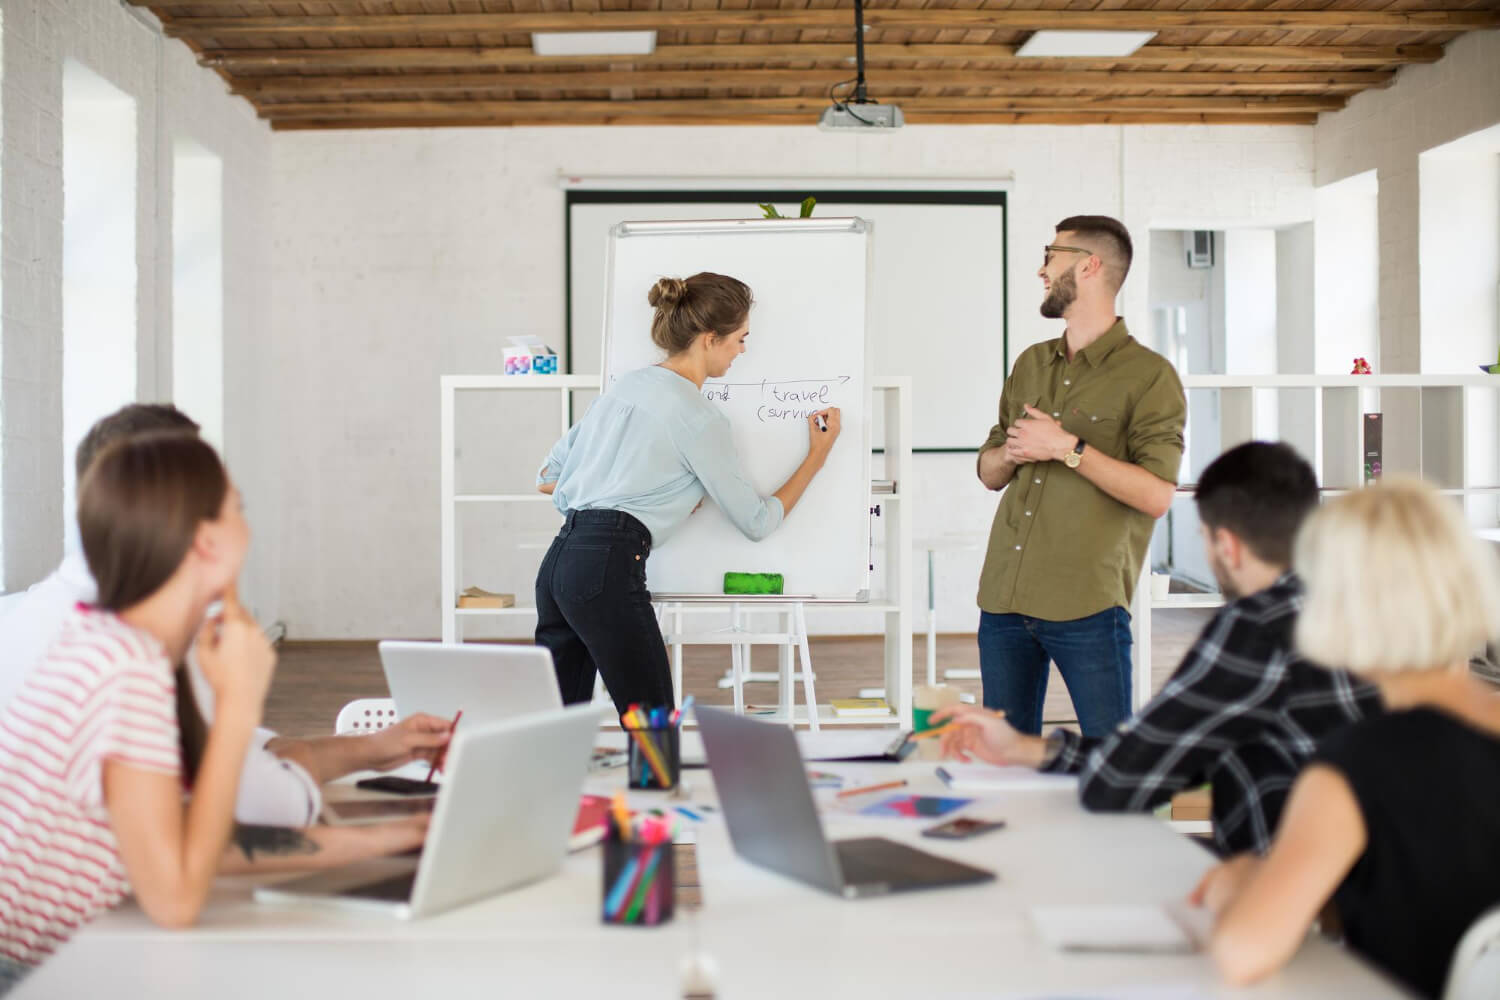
[439,374,913,729]
[914,535,985,686]
[657,599,821,730]
[712,605,809,692]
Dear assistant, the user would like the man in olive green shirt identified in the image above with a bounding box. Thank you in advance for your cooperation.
[976,215,1185,737]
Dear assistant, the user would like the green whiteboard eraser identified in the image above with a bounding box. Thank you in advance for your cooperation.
[723,572,784,595]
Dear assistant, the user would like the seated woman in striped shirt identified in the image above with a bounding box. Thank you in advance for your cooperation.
[0,433,428,991]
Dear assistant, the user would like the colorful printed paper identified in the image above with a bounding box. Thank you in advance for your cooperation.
[858,794,972,819]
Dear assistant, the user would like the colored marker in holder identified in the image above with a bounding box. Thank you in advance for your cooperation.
[623,705,681,791]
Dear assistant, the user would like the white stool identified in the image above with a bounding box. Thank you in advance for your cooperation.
[656,601,820,730]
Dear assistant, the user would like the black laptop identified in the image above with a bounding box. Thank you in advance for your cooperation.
[695,706,995,898]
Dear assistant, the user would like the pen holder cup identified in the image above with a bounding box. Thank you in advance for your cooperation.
[912,684,962,733]
[601,834,676,927]
[626,727,680,791]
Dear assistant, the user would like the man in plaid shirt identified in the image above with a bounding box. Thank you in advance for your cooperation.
[935,442,1382,855]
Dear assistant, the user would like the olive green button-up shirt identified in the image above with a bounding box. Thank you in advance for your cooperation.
[977,319,1186,622]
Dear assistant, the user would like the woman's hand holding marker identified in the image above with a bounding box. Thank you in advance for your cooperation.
[807,408,842,460]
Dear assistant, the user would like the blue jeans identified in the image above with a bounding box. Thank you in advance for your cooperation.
[977,607,1132,738]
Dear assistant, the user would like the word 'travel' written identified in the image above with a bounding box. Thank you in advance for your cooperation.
[701,376,851,423]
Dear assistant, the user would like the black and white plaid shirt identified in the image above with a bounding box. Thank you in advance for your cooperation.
[1040,572,1383,856]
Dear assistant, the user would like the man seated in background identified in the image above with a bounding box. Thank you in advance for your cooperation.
[935,441,1383,856]
[0,403,448,827]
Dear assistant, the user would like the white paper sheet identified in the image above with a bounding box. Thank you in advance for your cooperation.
[1031,903,1204,954]
[935,762,1079,792]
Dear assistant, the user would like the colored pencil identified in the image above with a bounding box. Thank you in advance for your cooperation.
[604,855,642,917]
[908,722,957,741]
[424,709,463,783]
[629,728,671,787]
[623,846,664,922]
[835,778,908,799]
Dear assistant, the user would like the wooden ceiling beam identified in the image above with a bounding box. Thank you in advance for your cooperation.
[201,44,1443,72]
[254,95,1346,121]
[232,69,1395,99]
[157,8,1500,36]
[268,111,1322,131]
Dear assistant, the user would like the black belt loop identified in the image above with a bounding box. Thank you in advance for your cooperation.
[557,508,651,548]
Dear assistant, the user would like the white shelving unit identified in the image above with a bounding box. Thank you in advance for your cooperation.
[438,374,915,726]
[1135,373,1499,711]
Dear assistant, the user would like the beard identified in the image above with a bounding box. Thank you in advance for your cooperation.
[1040,268,1078,319]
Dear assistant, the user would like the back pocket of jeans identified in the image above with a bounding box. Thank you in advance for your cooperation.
[558,544,610,603]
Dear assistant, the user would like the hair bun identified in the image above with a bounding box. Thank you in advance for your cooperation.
[648,276,690,310]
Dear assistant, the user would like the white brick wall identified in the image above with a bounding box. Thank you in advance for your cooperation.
[16,8,1492,640]
[1313,30,1500,483]
[0,0,277,622]
[1316,29,1500,375]
[269,122,1315,638]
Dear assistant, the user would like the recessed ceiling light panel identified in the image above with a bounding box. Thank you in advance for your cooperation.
[531,30,657,57]
[1015,30,1156,59]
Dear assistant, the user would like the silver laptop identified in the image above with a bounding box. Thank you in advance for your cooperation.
[254,703,602,919]
[379,640,561,725]
[696,705,995,899]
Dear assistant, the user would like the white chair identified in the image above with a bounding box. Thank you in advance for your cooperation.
[1444,904,1500,1000]
[334,697,398,735]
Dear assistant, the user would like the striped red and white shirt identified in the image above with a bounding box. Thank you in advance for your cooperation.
[0,605,181,967]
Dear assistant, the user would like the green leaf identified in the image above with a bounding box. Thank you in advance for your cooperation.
[799,196,817,218]
[757,202,784,219]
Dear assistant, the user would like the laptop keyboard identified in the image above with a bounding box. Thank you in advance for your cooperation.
[345,871,417,903]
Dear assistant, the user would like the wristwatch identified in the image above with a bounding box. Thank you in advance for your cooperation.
[1062,437,1085,469]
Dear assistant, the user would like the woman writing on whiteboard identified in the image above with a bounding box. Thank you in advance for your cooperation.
[535,272,841,714]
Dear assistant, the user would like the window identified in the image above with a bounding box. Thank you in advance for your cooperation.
[61,62,137,541]
[0,7,7,582]
[172,140,223,450]
[1420,125,1500,527]
[1313,171,1379,374]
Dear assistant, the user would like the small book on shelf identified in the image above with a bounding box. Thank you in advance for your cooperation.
[456,586,515,609]
[829,697,893,718]
[1363,413,1383,484]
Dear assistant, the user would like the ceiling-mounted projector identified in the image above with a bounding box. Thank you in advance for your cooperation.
[817,0,903,132]
[818,103,905,131]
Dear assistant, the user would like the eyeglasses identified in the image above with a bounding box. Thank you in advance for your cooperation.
[1043,244,1094,267]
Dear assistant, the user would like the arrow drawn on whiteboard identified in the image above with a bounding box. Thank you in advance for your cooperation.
[703,376,852,388]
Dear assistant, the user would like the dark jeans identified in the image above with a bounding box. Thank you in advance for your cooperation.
[535,509,674,716]
[977,606,1132,738]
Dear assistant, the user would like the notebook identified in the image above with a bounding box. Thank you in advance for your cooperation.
[830,697,894,718]
[1032,903,1207,954]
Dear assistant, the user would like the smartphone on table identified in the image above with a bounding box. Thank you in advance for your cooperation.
[355,776,440,795]
[921,816,1007,840]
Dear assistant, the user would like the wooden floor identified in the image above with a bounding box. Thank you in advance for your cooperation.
[264,610,1213,737]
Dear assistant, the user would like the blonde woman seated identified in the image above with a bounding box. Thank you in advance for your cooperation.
[1191,479,1500,998]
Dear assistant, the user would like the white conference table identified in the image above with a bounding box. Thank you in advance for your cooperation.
[17,752,1411,999]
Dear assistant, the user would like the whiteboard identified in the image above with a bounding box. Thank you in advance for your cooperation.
[601,218,872,600]
[569,194,1006,449]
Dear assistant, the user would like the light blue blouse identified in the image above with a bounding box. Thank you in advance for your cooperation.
[538,366,785,545]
